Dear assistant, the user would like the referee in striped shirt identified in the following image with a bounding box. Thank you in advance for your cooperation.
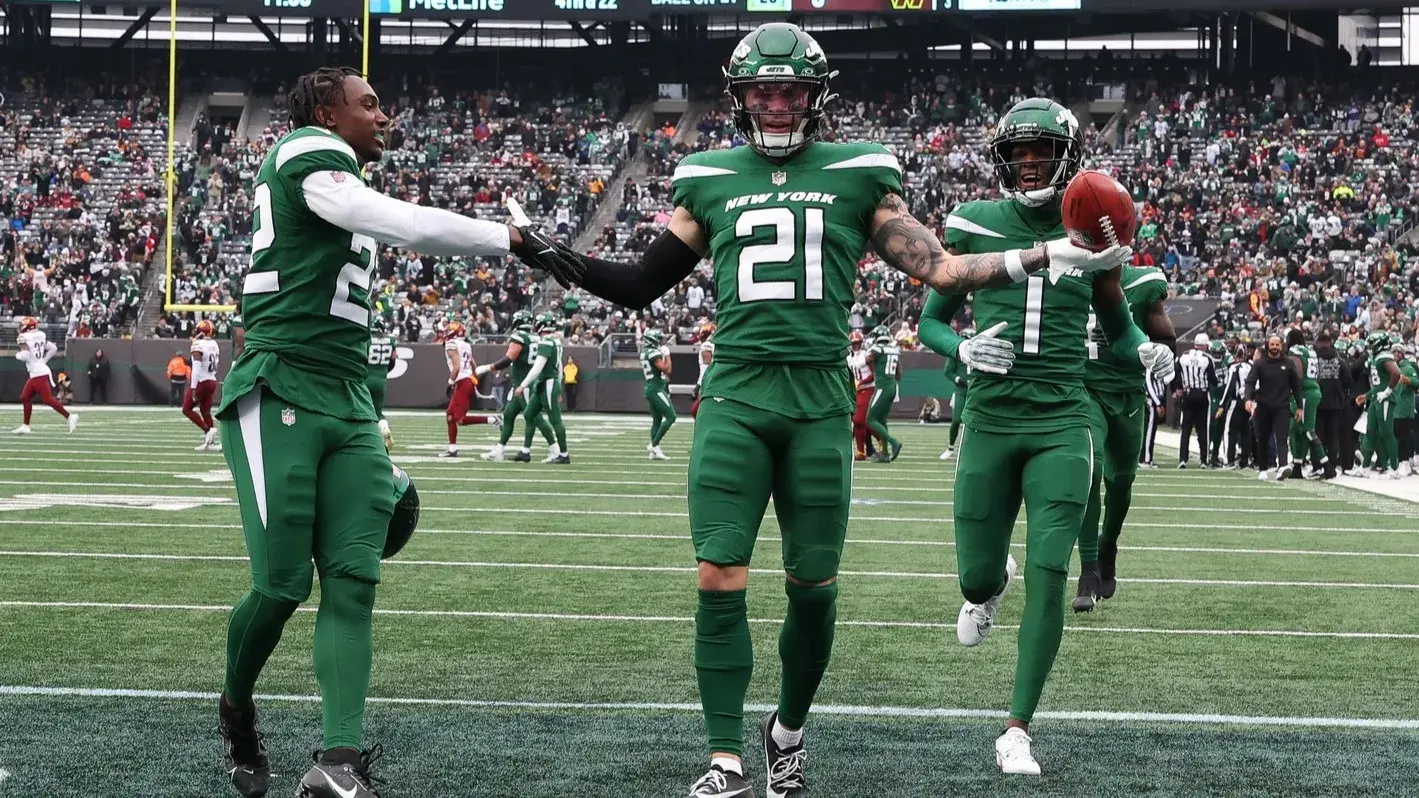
[1172,333,1219,467]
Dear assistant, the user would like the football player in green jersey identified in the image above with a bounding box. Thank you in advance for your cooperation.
[365,316,399,451]
[475,309,558,462]
[1358,334,1406,477]
[1206,338,1228,467]
[514,312,571,464]
[940,328,970,461]
[1396,345,1418,474]
[1073,266,1175,611]
[640,328,677,460]
[865,325,902,462]
[917,98,1173,775]
[212,66,546,798]
[512,25,1128,798]
[1285,328,1331,478]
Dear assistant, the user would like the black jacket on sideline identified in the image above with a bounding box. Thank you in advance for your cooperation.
[1244,354,1303,409]
[1313,342,1350,411]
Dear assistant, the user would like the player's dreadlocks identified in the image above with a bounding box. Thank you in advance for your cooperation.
[289,66,361,129]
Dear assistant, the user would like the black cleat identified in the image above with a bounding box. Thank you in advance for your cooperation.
[889,440,904,462]
[512,450,532,463]
[437,450,458,458]
[1099,541,1118,599]
[551,454,571,464]
[219,695,271,798]
[1072,561,1100,613]
[297,746,385,798]
[761,711,807,798]
[688,765,755,798]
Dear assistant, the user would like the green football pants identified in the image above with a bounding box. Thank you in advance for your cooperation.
[1288,387,1326,467]
[499,392,554,447]
[366,376,387,420]
[867,383,899,449]
[1079,389,1145,562]
[954,424,1092,723]
[647,387,676,446]
[948,386,968,448]
[523,380,568,452]
[219,386,394,750]
[1365,399,1398,470]
[689,398,852,756]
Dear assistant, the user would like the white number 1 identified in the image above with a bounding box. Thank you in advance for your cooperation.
[736,207,824,303]
[1023,275,1044,354]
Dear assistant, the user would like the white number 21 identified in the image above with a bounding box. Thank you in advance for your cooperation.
[736,207,824,303]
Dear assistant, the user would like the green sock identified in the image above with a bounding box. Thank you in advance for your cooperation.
[1077,468,1102,563]
[653,410,676,446]
[694,589,753,757]
[1009,563,1066,723]
[1099,473,1135,545]
[948,420,962,448]
[537,415,556,446]
[551,415,568,452]
[777,581,837,730]
[224,590,299,708]
[313,576,376,750]
[522,412,540,450]
[499,402,519,446]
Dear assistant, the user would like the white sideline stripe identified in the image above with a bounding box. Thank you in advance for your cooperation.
[1,481,1346,508]
[5,551,1419,589]
[7,601,1419,641]
[10,520,1419,556]
[3,685,1417,730]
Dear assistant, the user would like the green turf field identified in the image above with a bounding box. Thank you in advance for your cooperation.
[1,408,1417,797]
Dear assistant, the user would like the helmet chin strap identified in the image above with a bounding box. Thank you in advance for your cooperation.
[752,117,809,158]
[1008,186,1059,207]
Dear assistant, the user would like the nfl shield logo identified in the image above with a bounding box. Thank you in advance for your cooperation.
[281,407,296,426]
[771,171,788,186]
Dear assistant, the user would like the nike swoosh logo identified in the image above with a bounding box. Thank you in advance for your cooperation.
[537,247,555,256]
[320,769,359,798]
[1127,408,1140,418]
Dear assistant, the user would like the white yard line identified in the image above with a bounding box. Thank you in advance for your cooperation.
[0,684,1414,730]
[4,600,1417,641]
[3,550,1419,589]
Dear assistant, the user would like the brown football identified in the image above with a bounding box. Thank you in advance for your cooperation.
[1061,170,1138,253]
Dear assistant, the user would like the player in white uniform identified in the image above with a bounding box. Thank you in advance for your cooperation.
[13,317,76,435]
[848,330,876,460]
[441,322,499,458]
[186,319,223,450]
[691,331,715,417]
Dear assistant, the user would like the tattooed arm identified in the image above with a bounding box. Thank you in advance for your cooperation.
[869,194,1048,294]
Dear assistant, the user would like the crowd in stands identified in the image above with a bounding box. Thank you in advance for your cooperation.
[0,70,168,341]
[3,57,1416,360]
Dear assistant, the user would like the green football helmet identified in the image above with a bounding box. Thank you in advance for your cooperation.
[533,312,558,334]
[371,315,387,334]
[383,464,420,560]
[511,310,534,331]
[643,329,665,348]
[724,22,837,160]
[989,98,1084,207]
[870,325,890,344]
[1367,331,1392,355]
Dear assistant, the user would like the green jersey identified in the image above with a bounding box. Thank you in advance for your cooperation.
[365,334,398,390]
[1084,266,1168,395]
[217,127,378,422]
[944,352,967,391]
[671,141,903,418]
[509,329,538,384]
[640,344,669,392]
[1290,344,1320,389]
[870,342,900,388]
[944,198,1100,432]
[1395,360,1417,420]
[531,336,564,385]
[1370,352,1397,399]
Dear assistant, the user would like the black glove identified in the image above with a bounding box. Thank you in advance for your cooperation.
[511,224,585,290]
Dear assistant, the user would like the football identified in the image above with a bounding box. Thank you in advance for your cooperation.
[1061,170,1138,252]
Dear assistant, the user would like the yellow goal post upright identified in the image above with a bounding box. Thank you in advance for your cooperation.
[161,0,375,315]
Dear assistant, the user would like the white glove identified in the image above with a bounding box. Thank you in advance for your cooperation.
[474,364,492,377]
[1377,388,1393,403]
[1137,342,1176,384]
[1044,239,1134,282]
[956,321,1014,376]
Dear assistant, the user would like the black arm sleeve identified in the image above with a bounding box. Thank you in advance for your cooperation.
[490,356,512,371]
[575,230,702,310]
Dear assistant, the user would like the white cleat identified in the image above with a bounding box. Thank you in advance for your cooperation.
[67,413,78,434]
[650,447,670,461]
[543,446,563,464]
[1257,470,1270,481]
[490,416,503,428]
[195,442,211,451]
[480,446,505,462]
[940,449,953,461]
[995,727,1042,775]
[12,425,31,435]
[957,554,1017,647]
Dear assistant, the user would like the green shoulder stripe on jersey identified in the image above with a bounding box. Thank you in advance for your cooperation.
[1122,271,1166,291]
[944,214,1007,239]
[274,128,359,173]
[671,164,739,182]
[820,153,902,173]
